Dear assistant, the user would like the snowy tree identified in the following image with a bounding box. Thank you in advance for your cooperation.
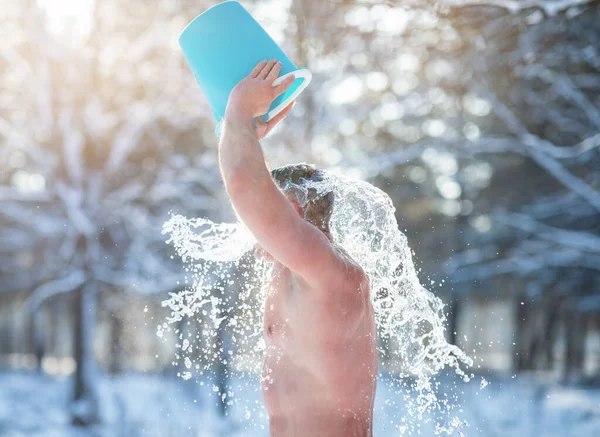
[2,2,598,427]
[0,0,227,424]
[437,0,600,379]
[255,0,599,375]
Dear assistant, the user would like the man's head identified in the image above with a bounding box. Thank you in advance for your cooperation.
[271,163,334,233]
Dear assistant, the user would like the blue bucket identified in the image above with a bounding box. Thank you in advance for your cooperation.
[179,0,312,136]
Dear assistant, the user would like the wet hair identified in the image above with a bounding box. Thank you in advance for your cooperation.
[271,163,334,233]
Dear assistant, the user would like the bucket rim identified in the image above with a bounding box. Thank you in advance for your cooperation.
[265,68,312,121]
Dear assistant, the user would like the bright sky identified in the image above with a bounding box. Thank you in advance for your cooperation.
[35,0,288,41]
[250,0,291,44]
[36,0,95,37]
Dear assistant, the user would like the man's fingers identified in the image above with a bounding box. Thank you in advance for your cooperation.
[272,75,295,97]
[259,59,277,79]
[267,61,282,82]
[250,60,268,78]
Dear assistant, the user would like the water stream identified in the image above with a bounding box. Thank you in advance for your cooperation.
[160,169,473,435]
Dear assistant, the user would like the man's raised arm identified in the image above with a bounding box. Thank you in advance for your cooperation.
[218,60,345,288]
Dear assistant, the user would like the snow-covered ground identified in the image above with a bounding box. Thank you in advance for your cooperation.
[0,370,599,437]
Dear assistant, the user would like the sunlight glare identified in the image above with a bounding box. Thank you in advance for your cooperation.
[37,0,94,37]
[328,75,364,105]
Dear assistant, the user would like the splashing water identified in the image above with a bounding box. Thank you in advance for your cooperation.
[160,169,473,434]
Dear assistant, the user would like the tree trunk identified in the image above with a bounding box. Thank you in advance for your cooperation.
[109,310,124,374]
[540,298,560,371]
[448,296,460,346]
[448,186,468,347]
[574,315,587,378]
[33,306,45,373]
[564,310,586,383]
[514,291,527,371]
[72,281,100,426]
[292,0,314,145]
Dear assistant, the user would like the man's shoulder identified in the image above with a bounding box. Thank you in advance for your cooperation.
[330,242,365,272]
[287,239,368,293]
[330,242,369,290]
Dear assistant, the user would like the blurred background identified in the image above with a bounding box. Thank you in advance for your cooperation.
[1,0,599,436]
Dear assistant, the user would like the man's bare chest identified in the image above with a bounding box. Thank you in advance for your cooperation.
[263,263,314,342]
[264,264,293,339]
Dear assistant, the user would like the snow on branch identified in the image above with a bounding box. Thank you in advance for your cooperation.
[0,271,47,294]
[364,141,442,176]
[496,211,600,254]
[93,265,183,295]
[481,89,600,211]
[444,244,501,272]
[105,104,172,176]
[0,119,55,173]
[523,192,597,220]
[525,146,600,211]
[440,0,598,16]
[445,209,600,282]
[55,183,96,237]
[26,270,86,312]
[59,111,85,187]
[365,130,600,178]
[517,64,600,129]
[129,24,169,64]
[524,132,600,160]
[0,186,51,203]
[0,202,63,236]
[473,134,600,160]
[448,248,600,283]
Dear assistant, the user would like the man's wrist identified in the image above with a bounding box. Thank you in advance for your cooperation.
[223,103,257,139]
[225,97,254,122]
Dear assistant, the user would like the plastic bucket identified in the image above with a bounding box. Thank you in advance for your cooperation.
[179,1,312,136]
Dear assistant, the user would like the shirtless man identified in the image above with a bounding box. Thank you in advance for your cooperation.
[218,59,378,436]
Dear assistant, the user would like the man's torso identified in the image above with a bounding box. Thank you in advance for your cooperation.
[261,247,378,436]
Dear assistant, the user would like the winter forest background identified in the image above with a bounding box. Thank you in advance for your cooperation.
[1,0,599,436]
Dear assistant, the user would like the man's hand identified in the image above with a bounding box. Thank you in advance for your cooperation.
[226,59,296,140]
